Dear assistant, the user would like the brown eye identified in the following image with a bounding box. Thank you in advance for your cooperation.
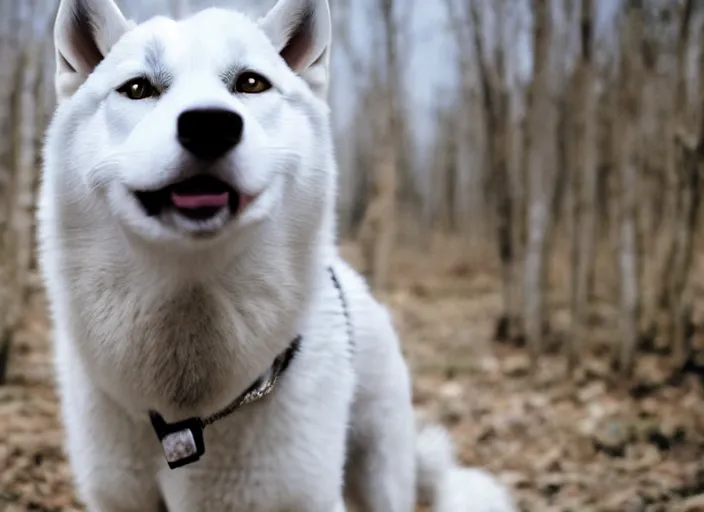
[235,72,272,94]
[117,77,156,100]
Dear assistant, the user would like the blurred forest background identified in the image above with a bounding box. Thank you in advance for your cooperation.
[2,0,704,510]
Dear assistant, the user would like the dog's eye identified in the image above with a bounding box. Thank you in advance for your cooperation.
[117,78,156,100]
[235,72,272,94]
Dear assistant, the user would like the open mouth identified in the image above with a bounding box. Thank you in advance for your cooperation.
[134,175,240,221]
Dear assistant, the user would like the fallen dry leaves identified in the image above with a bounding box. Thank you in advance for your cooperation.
[2,242,704,511]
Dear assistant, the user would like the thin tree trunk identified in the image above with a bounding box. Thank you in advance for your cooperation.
[506,101,525,342]
[11,41,41,314]
[670,125,702,367]
[656,0,692,343]
[0,0,21,384]
[369,0,401,291]
[568,0,596,371]
[668,26,704,366]
[600,69,621,302]
[523,0,555,368]
[466,0,515,341]
[665,0,699,366]
[511,114,528,340]
[616,1,644,376]
[0,0,46,385]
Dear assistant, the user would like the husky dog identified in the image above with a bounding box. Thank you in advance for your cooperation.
[36,0,516,510]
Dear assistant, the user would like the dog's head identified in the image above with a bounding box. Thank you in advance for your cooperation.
[45,0,335,253]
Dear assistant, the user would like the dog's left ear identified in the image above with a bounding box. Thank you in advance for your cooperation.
[259,0,332,99]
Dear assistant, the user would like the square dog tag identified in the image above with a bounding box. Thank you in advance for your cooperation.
[149,411,205,469]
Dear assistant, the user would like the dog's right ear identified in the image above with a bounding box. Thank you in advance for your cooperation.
[54,0,132,102]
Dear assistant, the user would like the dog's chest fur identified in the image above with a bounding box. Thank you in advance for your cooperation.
[79,275,231,405]
[59,248,305,416]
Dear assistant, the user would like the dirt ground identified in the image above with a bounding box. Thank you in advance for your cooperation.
[2,239,704,512]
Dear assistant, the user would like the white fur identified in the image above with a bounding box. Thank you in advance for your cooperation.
[415,425,516,512]
[37,0,517,510]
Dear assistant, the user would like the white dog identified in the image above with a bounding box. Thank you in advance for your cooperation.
[36,0,517,510]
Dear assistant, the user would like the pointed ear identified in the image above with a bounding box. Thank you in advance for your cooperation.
[259,0,332,98]
[53,0,132,101]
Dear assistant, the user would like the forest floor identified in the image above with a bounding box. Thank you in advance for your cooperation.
[2,238,704,512]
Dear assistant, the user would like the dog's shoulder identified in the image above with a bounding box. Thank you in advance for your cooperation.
[329,256,394,324]
[327,257,403,374]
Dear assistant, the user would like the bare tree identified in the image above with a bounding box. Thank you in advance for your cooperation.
[428,102,459,232]
[523,0,557,367]
[366,0,401,291]
[464,0,521,342]
[0,0,47,383]
[442,0,475,236]
[656,0,698,366]
[568,0,597,370]
[665,0,703,367]
[615,0,645,376]
[0,0,17,383]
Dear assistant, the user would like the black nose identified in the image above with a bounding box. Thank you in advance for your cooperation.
[177,108,244,161]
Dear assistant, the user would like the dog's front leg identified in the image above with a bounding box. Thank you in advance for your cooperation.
[67,410,164,512]
[58,348,163,512]
[68,421,165,512]
[344,356,416,512]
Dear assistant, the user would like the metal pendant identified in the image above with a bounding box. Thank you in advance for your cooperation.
[149,411,206,469]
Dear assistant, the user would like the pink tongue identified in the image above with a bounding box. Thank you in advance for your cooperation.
[171,191,229,209]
